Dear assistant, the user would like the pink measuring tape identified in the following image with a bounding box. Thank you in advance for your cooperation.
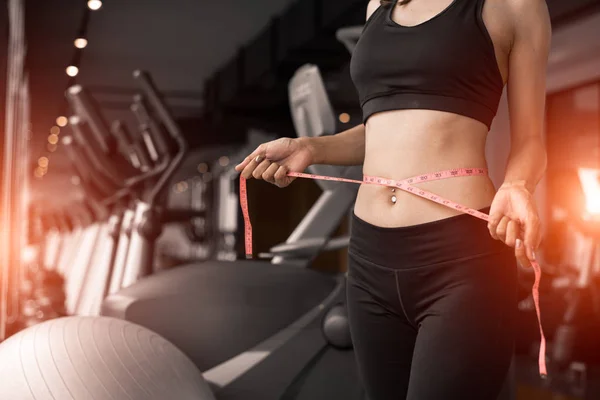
[240,167,547,377]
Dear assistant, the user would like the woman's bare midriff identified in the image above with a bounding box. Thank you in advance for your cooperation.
[354,108,498,228]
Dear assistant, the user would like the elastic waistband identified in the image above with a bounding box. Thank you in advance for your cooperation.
[349,207,510,269]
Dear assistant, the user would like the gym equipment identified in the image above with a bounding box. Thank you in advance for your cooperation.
[22,71,175,322]
[322,304,352,349]
[335,26,362,54]
[0,317,215,400]
[62,72,186,306]
[97,64,364,399]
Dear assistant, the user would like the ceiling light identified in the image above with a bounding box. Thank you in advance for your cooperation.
[74,38,88,49]
[50,126,60,135]
[47,143,57,152]
[56,116,68,127]
[38,157,49,168]
[48,134,59,145]
[34,167,45,179]
[66,66,79,77]
[87,0,102,11]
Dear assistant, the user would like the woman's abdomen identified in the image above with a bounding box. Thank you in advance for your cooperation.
[354,109,498,228]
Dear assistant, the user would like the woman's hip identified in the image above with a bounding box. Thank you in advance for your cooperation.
[348,206,511,269]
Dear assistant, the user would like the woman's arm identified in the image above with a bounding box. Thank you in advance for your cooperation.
[488,0,551,265]
[502,0,551,193]
[304,124,366,165]
[303,2,378,166]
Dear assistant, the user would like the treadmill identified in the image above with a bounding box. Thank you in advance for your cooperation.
[100,62,367,399]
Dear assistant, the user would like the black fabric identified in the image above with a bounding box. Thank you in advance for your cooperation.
[346,209,518,399]
[350,0,504,129]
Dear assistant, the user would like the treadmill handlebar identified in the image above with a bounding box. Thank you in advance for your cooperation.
[267,236,350,258]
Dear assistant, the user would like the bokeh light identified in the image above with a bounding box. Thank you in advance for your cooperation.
[197,163,208,173]
[339,113,351,124]
[66,66,79,77]
[87,0,102,11]
[74,38,88,49]
[56,116,68,127]
[174,181,189,193]
[219,156,230,167]
[38,157,49,168]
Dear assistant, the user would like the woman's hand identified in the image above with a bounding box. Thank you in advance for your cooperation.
[234,137,314,188]
[487,181,542,268]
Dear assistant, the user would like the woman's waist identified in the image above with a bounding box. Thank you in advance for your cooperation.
[349,206,511,270]
[355,168,497,228]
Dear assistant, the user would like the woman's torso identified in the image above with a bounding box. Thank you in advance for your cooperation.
[353,0,514,227]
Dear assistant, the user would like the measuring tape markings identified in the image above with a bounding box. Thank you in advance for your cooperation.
[239,167,547,377]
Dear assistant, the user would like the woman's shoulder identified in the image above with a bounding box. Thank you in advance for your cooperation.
[366,0,383,22]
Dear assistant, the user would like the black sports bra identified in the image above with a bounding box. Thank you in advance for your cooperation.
[350,0,504,130]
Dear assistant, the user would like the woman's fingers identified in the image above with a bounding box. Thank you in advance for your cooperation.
[489,214,531,266]
[515,238,531,268]
[235,145,265,172]
[237,150,293,188]
[505,219,519,248]
[239,154,263,179]
[495,216,510,243]
[274,164,292,187]
[523,211,541,261]
[262,163,280,184]
[487,211,503,240]
[240,155,266,179]
[252,159,272,179]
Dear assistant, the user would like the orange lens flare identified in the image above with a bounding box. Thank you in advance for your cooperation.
[578,168,600,215]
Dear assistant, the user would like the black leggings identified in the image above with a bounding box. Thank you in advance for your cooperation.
[347,208,517,400]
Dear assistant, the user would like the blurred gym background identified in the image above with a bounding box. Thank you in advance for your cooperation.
[0,0,600,399]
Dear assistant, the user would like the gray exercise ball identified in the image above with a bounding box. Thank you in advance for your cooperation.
[322,304,353,349]
[0,316,216,400]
